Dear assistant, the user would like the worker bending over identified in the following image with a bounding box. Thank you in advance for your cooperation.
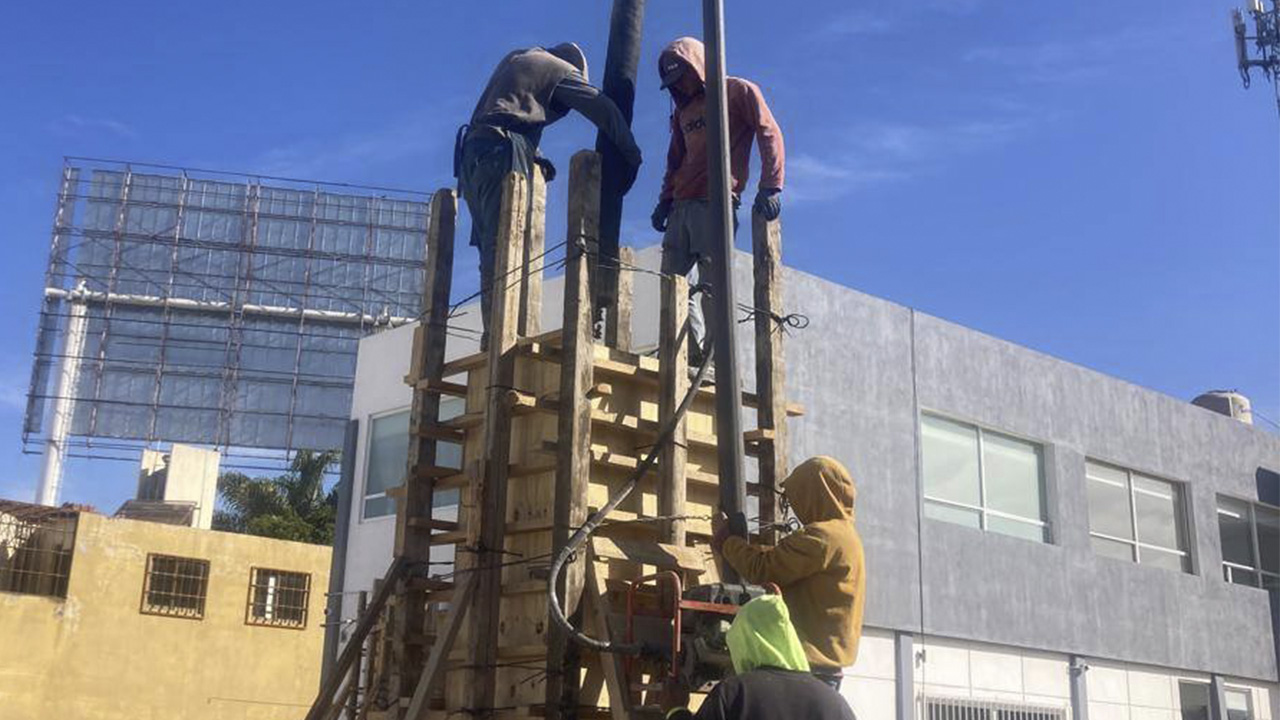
[712,456,865,689]
[459,43,643,349]
[663,595,854,720]
[651,37,785,371]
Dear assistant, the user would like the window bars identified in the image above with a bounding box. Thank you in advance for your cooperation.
[0,500,77,599]
[141,553,210,619]
[923,695,1069,720]
[246,567,311,629]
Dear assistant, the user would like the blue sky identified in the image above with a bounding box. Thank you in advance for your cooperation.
[0,1,1276,510]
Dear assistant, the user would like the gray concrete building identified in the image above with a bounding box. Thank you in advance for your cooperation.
[335,246,1278,720]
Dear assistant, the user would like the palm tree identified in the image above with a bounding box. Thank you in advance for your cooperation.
[213,449,340,545]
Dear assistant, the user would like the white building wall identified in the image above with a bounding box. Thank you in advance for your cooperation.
[1088,659,1276,720]
[843,628,899,720]
[913,635,1073,709]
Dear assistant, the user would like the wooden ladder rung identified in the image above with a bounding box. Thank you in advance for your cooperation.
[414,465,459,480]
[409,371,471,394]
[428,530,467,545]
[407,517,459,532]
[406,577,453,592]
[414,424,465,443]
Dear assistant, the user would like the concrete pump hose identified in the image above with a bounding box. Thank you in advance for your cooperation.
[546,344,716,654]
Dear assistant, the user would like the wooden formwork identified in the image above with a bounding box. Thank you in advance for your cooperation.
[307,149,797,720]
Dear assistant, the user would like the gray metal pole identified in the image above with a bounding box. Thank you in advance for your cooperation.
[701,0,748,564]
[322,419,359,685]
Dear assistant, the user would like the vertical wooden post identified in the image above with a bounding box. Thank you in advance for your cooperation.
[545,151,600,720]
[468,171,528,714]
[391,189,456,707]
[658,273,689,546]
[605,245,635,350]
[519,168,546,336]
[751,212,787,545]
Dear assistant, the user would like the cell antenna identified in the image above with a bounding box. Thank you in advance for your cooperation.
[1232,0,1280,114]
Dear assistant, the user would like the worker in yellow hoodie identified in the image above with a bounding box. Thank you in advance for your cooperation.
[711,456,866,690]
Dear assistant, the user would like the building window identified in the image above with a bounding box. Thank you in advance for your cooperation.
[362,399,464,520]
[141,554,209,619]
[923,696,1066,720]
[247,567,311,628]
[921,414,1049,542]
[1218,495,1280,588]
[1178,681,1210,720]
[1225,688,1253,720]
[1085,461,1191,572]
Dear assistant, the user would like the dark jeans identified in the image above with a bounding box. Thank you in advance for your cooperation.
[458,127,534,349]
[658,198,739,367]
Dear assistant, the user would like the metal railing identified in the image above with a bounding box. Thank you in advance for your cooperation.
[921,694,1071,720]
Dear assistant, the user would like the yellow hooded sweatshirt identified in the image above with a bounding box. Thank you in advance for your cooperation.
[721,456,866,669]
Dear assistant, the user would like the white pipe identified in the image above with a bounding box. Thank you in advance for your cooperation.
[38,289,89,506]
[42,286,415,326]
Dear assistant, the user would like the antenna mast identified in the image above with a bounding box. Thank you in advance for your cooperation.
[1233,0,1280,113]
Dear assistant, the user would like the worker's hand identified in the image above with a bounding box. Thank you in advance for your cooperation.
[710,511,731,554]
[753,188,782,221]
[651,198,673,233]
[534,156,557,183]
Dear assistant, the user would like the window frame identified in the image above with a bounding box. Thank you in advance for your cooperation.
[140,553,210,620]
[920,413,1050,542]
[1223,685,1254,720]
[245,566,312,629]
[361,406,412,522]
[1217,494,1280,589]
[355,394,465,517]
[1085,460,1192,572]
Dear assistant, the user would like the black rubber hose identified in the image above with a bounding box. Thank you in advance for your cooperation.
[594,0,645,312]
[547,344,715,653]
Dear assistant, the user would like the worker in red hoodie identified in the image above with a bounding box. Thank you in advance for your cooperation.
[651,37,785,370]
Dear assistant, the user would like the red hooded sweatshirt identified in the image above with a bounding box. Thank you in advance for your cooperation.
[658,37,785,202]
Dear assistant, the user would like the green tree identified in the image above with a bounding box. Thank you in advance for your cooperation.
[213,450,340,545]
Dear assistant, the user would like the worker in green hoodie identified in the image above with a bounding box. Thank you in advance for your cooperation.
[662,595,854,720]
[712,456,866,690]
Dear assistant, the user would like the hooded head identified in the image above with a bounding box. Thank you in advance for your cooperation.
[725,595,811,675]
[783,456,857,525]
[547,42,589,83]
[657,37,706,100]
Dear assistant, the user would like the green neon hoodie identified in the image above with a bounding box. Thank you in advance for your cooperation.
[725,595,810,675]
[666,596,854,720]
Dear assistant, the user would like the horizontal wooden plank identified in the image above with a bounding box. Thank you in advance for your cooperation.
[413,424,465,443]
[407,517,459,532]
[414,464,460,480]
[409,378,469,396]
[591,536,706,574]
[441,350,488,376]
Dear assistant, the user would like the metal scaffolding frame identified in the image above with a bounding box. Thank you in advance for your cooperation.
[23,158,434,501]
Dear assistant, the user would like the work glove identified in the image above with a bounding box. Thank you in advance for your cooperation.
[534,156,556,183]
[753,187,782,221]
[651,198,673,233]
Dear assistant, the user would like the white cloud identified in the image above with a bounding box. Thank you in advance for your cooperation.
[963,24,1199,84]
[787,116,1032,203]
[50,115,136,139]
[820,11,895,38]
[250,99,468,182]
